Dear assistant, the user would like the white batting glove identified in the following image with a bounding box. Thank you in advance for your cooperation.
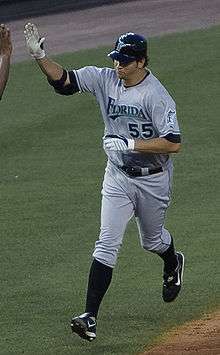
[24,23,45,59]
[103,135,135,152]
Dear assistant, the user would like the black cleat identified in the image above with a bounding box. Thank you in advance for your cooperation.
[162,252,185,302]
[71,312,96,342]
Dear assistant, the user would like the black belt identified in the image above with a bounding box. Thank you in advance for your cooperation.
[120,165,163,177]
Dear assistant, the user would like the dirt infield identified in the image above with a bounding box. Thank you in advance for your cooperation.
[6,0,220,353]
[143,311,220,355]
[7,0,220,63]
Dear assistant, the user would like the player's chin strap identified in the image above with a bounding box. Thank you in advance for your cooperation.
[120,165,163,177]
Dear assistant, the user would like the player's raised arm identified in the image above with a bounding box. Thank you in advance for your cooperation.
[0,24,12,100]
[24,23,79,95]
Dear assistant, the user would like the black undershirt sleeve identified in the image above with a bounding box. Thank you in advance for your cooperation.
[163,133,181,143]
[47,70,80,95]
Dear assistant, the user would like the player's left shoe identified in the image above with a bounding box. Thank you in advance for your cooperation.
[162,251,185,302]
[71,312,96,342]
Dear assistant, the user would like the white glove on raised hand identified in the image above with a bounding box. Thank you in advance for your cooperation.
[103,135,135,152]
[24,23,45,59]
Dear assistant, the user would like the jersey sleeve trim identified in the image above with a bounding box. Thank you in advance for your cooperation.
[163,133,181,143]
[73,70,83,92]
[159,128,180,137]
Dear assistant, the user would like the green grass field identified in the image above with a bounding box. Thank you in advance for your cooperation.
[0,25,219,354]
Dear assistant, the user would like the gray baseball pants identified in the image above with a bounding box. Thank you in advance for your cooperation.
[93,160,173,268]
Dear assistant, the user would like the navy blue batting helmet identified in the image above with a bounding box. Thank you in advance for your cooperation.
[108,32,147,64]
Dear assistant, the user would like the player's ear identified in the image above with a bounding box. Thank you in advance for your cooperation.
[137,58,145,69]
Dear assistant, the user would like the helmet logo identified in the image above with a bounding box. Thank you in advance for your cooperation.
[116,41,131,52]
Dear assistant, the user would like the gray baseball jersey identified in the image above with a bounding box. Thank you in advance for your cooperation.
[74,66,180,168]
[73,66,180,268]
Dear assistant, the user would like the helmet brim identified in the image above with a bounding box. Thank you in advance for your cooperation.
[108,50,136,64]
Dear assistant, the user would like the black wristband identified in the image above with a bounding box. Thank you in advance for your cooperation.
[39,38,44,49]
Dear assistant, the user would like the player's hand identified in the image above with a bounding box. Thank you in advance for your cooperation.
[103,134,135,151]
[24,23,45,59]
[0,24,12,56]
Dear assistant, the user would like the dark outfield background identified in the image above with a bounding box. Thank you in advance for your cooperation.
[0,0,136,21]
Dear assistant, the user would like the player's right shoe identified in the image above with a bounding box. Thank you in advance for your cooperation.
[71,312,96,342]
[162,251,185,302]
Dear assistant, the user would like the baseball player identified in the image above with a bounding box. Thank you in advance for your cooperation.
[24,24,185,342]
[0,24,12,100]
